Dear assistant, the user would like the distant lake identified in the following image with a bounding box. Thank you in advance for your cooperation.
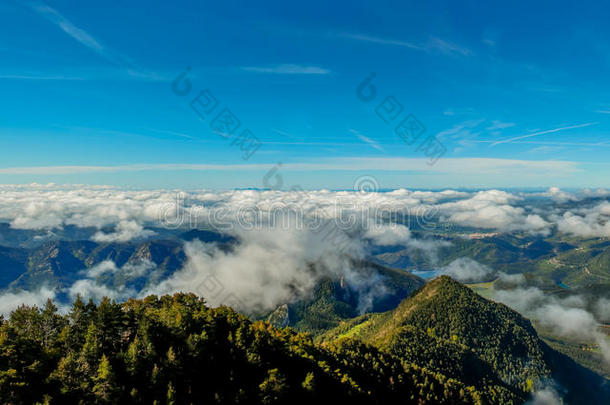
[556,281,570,289]
[409,269,441,279]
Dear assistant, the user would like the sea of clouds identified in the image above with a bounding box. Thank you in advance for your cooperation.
[1,184,610,352]
[0,182,609,405]
[3,184,610,240]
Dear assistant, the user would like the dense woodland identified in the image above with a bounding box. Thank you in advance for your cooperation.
[319,276,610,404]
[0,292,481,404]
[0,277,608,404]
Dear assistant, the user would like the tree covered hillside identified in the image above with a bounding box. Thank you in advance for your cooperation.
[0,293,481,405]
[319,276,610,404]
[0,277,607,404]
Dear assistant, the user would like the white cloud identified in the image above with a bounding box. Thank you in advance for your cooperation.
[527,385,563,405]
[440,257,493,282]
[438,190,550,234]
[497,272,526,285]
[67,259,155,302]
[0,286,58,316]
[123,260,156,278]
[144,226,364,312]
[538,305,597,338]
[494,287,547,313]
[69,279,135,302]
[555,201,610,237]
[594,298,610,321]
[92,220,156,242]
[364,224,410,246]
[494,287,610,363]
[86,260,119,277]
[0,186,542,237]
[537,187,579,203]
[1,185,610,245]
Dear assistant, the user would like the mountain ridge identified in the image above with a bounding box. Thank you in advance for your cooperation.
[319,276,610,404]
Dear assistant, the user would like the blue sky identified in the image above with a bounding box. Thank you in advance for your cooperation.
[2,0,610,189]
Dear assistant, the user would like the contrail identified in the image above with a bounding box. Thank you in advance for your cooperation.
[491,122,597,146]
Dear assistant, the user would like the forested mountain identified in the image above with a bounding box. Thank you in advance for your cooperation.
[0,277,606,404]
[0,235,426,336]
[0,227,609,404]
[0,239,186,292]
[319,276,610,404]
[0,293,481,404]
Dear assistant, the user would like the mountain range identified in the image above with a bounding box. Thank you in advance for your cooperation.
[0,225,609,403]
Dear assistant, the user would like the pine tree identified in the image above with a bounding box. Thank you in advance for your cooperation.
[92,354,119,403]
[259,368,288,404]
[167,381,176,405]
[40,299,64,348]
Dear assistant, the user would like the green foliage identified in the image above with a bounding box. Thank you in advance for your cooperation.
[0,292,482,404]
[92,355,119,403]
[2,276,606,404]
[319,276,610,404]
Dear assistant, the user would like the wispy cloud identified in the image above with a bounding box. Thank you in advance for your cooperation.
[475,139,610,147]
[0,164,268,175]
[339,33,422,50]
[273,128,297,138]
[0,73,84,81]
[139,127,195,140]
[486,120,515,131]
[491,122,598,146]
[350,129,384,152]
[241,64,330,75]
[427,37,472,56]
[27,2,160,79]
[341,33,471,56]
[30,2,111,61]
[526,145,566,154]
[443,107,477,116]
[595,110,610,114]
[436,119,485,140]
[0,68,169,82]
[0,158,579,176]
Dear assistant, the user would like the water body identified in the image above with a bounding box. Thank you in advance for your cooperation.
[409,269,441,279]
[556,281,570,289]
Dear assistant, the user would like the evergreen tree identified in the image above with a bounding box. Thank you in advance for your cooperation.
[92,354,119,403]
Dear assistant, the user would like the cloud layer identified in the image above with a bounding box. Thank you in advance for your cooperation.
[2,185,610,238]
[1,185,610,317]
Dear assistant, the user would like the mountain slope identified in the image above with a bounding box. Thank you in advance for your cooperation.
[0,247,28,286]
[319,276,609,404]
[266,262,424,335]
[4,240,187,292]
[0,293,484,404]
[0,230,236,294]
